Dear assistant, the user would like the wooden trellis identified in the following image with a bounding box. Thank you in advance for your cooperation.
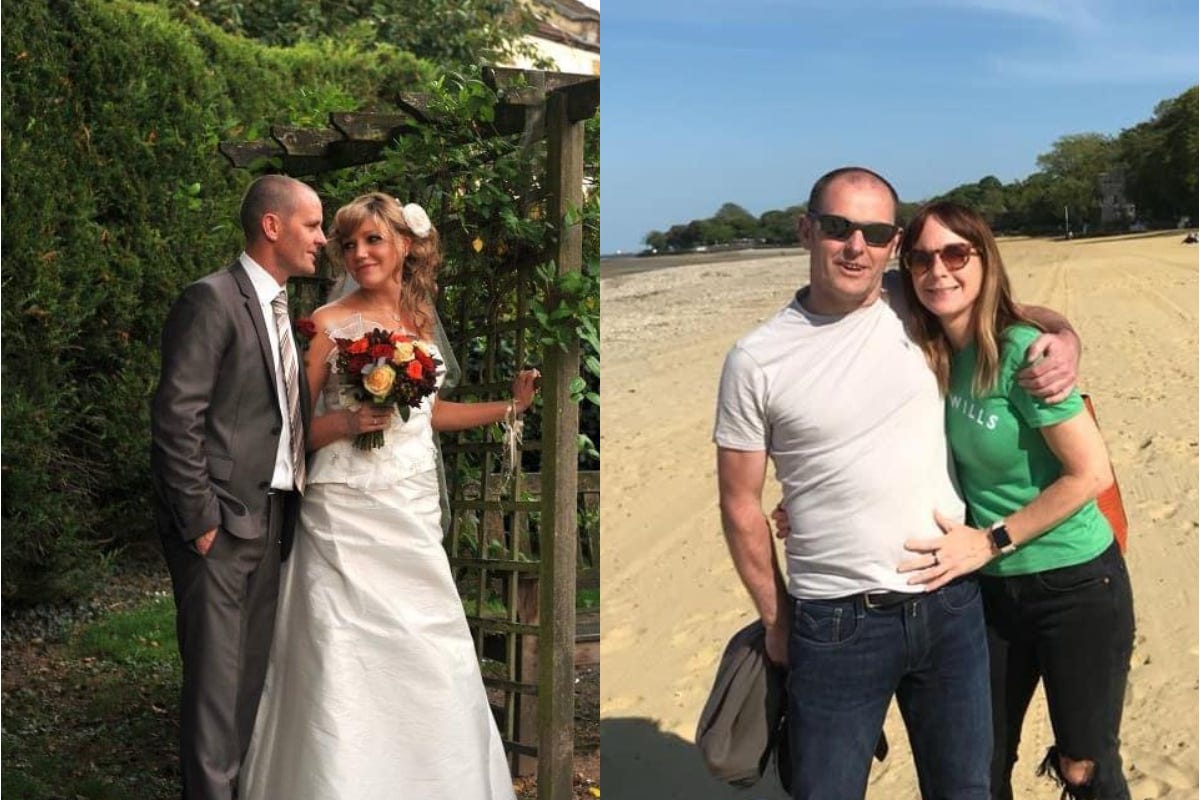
[220,67,597,800]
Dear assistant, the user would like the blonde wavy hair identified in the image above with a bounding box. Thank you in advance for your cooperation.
[325,192,442,338]
[898,201,1039,396]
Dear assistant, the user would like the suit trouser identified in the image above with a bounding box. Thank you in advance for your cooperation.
[162,494,285,800]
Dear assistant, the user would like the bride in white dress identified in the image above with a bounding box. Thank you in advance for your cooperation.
[241,193,537,800]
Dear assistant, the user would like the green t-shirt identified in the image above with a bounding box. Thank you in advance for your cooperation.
[946,324,1112,576]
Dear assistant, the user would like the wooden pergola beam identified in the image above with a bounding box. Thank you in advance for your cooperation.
[484,66,595,102]
[564,79,599,123]
[218,68,599,174]
[330,111,420,140]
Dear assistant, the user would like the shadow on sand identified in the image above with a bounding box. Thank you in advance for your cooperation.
[600,717,788,800]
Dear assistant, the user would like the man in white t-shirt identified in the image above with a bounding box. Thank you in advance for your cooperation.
[714,167,1078,799]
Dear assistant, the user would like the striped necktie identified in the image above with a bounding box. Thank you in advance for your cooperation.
[271,291,306,493]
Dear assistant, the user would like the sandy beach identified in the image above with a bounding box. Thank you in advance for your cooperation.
[599,232,1199,799]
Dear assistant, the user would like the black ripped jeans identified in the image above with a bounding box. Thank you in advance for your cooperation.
[981,541,1135,800]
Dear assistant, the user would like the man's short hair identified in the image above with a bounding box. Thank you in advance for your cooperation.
[807,167,900,216]
[239,175,309,241]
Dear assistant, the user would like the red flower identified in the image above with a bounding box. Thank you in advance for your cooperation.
[370,343,394,360]
[405,360,424,380]
[348,354,371,374]
[347,338,369,355]
[414,348,435,371]
[390,332,412,343]
[295,318,317,341]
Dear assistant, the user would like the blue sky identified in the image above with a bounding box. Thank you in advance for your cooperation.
[600,0,1199,253]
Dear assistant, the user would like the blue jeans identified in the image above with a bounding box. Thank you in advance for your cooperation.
[786,579,992,800]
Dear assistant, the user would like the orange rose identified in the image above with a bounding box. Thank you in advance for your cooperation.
[405,360,424,380]
[347,338,369,355]
[363,364,397,397]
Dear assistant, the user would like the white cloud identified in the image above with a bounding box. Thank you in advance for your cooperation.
[948,0,1102,32]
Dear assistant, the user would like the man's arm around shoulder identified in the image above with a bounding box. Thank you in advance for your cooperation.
[1017,304,1081,403]
[717,447,790,666]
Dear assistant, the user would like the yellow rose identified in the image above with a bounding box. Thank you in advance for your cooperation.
[391,341,415,364]
[363,363,396,397]
[413,341,431,357]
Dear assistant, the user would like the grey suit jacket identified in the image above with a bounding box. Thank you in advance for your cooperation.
[696,620,788,788]
[696,620,889,792]
[150,260,310,556]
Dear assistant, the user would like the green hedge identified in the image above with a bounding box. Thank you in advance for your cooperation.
[1,0,428,605]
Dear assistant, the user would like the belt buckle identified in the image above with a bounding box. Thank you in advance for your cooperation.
[863,591,903,610]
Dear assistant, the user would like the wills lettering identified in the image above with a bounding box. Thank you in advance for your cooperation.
[949,393,997,430]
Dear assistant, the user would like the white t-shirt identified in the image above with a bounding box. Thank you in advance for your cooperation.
[714,280,964,599]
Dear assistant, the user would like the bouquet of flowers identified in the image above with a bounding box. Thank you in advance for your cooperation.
[333,327,442,450]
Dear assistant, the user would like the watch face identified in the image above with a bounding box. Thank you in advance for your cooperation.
[990,523,1013,550]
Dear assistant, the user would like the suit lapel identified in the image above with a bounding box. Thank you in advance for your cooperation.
[229,260,282,408]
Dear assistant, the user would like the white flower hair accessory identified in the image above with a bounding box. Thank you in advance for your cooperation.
[401,202,433,239]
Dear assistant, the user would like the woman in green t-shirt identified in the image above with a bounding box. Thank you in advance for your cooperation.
[894,201,1135,800]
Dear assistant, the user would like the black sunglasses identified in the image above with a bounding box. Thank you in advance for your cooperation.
[903,243,977,273]
[807,212,900,247]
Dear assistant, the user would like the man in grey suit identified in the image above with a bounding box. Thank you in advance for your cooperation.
[151,174,325,800]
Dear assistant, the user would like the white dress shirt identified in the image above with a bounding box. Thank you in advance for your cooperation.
[239,253,297,491]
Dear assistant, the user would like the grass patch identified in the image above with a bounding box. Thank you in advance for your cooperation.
[73,595,179,668]
[2,595,181,799]
[4,584,599,799]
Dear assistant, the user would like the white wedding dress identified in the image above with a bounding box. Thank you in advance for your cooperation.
[241,316,516,800]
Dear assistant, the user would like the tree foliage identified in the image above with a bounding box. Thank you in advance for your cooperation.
[147,0,539,68]
[641,202,805,251]
[1117,86,1199,223]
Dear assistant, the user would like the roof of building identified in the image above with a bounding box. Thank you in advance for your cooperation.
[539,0,599,22]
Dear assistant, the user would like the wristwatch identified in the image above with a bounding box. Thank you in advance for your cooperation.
[988,520,1017,555]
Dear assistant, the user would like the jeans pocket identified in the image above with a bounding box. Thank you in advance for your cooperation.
[1034,553,1112,594]
[935,578,981,615]
[793,600,860,647]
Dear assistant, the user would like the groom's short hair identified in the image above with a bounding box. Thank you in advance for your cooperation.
[239,175,309,242]
[806,166,899,218]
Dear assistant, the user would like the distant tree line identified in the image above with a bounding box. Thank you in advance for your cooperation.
[644,85,1197,251]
